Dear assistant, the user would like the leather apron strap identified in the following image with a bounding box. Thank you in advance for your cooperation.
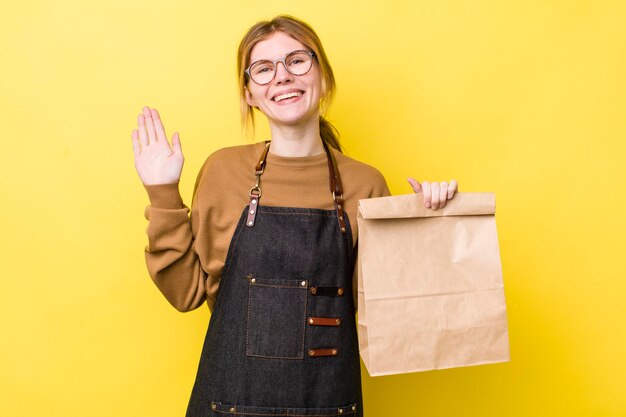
[246,141,347,234]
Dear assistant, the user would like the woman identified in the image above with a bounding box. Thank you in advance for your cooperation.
[132,15,457,417]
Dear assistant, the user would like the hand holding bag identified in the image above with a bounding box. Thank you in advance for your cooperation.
[357,192,510,376]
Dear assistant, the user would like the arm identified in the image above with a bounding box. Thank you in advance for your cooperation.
[132,106,207,312]
[143,181,208,312]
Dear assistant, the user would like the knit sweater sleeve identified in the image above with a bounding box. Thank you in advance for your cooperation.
[142,164,209,313]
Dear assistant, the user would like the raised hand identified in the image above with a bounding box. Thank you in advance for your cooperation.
[131,106,184,185]
[408,178,458,209]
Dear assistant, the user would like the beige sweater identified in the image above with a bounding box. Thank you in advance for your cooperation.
[143,141,390,312]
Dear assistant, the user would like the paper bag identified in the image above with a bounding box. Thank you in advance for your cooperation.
[357,192,509,376]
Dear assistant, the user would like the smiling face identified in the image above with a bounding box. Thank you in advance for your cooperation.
[245,31,323,128]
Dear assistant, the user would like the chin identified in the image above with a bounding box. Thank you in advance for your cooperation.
[269,110,318,126]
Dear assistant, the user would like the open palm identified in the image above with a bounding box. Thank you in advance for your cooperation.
[131,106,184,185]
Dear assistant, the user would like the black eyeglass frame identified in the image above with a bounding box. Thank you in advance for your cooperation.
[244,50,317,85]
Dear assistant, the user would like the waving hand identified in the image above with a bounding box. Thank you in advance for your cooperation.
[131,106,184,185]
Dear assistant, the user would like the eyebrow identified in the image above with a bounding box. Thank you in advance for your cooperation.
[250,49,307,64]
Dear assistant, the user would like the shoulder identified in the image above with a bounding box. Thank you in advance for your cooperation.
[202,142,267,171]
[195,142,267,180]
[193,142,266,196]
[333,149,386,181]
[332,148,391,198]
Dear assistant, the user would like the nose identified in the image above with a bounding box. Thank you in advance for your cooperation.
[274,61,293,84]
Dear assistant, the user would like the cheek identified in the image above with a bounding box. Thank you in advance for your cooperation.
[311,79,323,103]
[308,72,323,99]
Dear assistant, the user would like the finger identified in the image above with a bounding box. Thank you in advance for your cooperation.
[151,108,168,143]
[143,106,157,144]
[439,181,448,208]
[131,130,141,157]
[448,179,458,199]
[421,181,431,208]
[407,177,422,193]
[171,132,183,157]
[431,182,441,210]
[137,114,148,147]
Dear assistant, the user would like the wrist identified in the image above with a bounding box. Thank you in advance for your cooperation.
[143,182,184,209]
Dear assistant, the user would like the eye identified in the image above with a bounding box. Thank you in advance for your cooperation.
[251,61,274,75]
[287,51,311,67]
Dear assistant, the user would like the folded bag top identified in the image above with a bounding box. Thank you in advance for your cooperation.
[358,192,495,219]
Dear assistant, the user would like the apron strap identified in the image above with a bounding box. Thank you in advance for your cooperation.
[323,141,347,233]
[246,140,347,234]
[246,141,270,228]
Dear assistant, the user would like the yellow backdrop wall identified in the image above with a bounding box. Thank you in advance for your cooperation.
[1,1,624,416]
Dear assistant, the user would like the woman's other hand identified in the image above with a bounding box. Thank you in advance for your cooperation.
[131,106,184,185]
[407,178,458,210]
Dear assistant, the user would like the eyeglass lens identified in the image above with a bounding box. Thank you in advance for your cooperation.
[249,51,313,85]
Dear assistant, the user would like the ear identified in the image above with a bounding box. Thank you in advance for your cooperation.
[245,88,257,107]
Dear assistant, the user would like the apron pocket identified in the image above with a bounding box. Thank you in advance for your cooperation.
[210,401,357,416]
[245,275,308,359]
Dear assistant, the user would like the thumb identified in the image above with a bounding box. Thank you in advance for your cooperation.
[171,132,183,156]
[407,177,422,193]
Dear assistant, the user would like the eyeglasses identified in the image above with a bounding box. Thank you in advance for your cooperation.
[245,50,316,85]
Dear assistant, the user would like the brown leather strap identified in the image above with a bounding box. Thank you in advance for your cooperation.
[323,142,347,234]
[308,348,338,357]
[308,316,341,326]
[254,141,271,174]
[246,194,259,227]
[246,142,270,228]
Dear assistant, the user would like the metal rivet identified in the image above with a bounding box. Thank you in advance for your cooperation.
[211,403,217,410]
[332,349,337,355]
[251,278,256,283]
[338,409,343,414]
[251,199,257,205]
[336,318,341,325]
[309,349,315,356]
[337,288,344,296]
[339,215,344,220]
[309,318,315,324]
[230,406,235,412]
[310,287,317,294]
[249,209,255,214]
[341,227,346,232]
[337,204,342,209]
[248,221,253,226]
[352,405,356,411]
[301,281,306,287]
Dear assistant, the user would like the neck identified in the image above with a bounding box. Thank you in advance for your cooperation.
[267,116,324,157]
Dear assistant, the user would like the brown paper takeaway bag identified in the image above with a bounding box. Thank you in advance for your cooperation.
[357,192,510,376]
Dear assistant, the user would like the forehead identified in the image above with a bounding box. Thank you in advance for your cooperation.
[249,31,308,62]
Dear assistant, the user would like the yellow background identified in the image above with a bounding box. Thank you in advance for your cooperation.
[1,1,624,416]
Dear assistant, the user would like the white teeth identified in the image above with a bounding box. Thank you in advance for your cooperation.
[274,91,302,102]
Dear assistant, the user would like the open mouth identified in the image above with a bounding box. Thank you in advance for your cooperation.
[272,90,304,102]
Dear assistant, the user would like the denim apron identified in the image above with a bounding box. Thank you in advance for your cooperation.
[185,142,363,417]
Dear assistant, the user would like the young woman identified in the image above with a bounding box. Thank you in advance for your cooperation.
[132,15,457,417]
